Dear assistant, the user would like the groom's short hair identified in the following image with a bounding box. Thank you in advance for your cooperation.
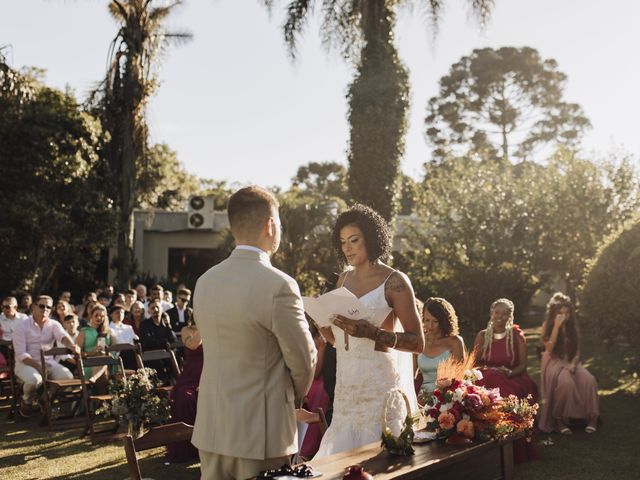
[227,186,279,237]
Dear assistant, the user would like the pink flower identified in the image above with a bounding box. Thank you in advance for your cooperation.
[438,411,456,430]
[464,393,484,410]
[436,378,452,389]
[457,419,475,439]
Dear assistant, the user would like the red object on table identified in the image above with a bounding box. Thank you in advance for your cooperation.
[343,464,374,479]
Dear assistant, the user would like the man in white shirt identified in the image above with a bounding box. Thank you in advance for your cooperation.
[1,296,28,341]
[12,295,80,416]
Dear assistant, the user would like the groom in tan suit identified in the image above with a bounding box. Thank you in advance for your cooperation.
[193,186,317,480]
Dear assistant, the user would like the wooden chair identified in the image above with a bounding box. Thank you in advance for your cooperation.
[166,339,184,370]
[77,353,127,442]
[123,422,194,480]
[106,343,140,374]
[39,347,84,430]
[135,345,181,395]
[0,339,19,419]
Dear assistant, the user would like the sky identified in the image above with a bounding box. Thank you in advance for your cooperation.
[2,0,639,188]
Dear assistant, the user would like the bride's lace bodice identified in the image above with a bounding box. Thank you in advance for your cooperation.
[314,272,418,458]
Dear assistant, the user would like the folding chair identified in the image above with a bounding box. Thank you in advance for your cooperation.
[106,343,139,374]
[0,339,19,419]
[39,347,84,430]
[135,345,181,395]
[77,353,127,442]
[123,422,194,480]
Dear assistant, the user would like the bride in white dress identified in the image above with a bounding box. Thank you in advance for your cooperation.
[315,204,425,458]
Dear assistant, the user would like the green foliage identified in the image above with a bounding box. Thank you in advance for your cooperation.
[291,161,348,200]
[0,65,115,294]
[272,190,345,295]
[137,143,200,210]
[426,47,591,163]
[96,0,192,290]
[398,151,639,331]
[581,219,640,345]
[347,5,408,221]
[271,1,494,222]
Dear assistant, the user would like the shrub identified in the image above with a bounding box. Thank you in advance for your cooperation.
[580,218,640,345]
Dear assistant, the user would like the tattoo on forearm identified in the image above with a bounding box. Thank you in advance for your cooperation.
[384,273,407,293]
[395,332,420,351]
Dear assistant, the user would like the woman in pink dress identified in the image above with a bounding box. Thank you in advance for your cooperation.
[473,298,539,463]
[538,293,598,434]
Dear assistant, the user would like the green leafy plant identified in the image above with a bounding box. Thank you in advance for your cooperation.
[96,368,170,436]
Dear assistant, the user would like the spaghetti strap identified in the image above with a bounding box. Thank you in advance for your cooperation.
[382,270,397,286]
[338,270,350,288]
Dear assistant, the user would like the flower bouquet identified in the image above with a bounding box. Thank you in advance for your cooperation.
[96,367,171,437]
[420,356,538,444]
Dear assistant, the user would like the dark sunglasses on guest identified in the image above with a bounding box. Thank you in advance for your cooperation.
[38,304,53,310]
[178,297,190,302]
[2,304,13,309]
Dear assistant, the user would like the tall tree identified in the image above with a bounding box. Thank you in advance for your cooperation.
[425,47,591,164]
[0,62,115,294]
[266,0,493,221]
[292,160,348,199]
[97,0,191,291]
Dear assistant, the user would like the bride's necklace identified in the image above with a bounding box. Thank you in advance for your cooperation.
[493,330,507,340]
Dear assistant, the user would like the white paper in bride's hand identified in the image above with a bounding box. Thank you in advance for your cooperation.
[303,287,392,328]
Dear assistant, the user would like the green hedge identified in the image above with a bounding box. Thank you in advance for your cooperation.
[580,218,640,344]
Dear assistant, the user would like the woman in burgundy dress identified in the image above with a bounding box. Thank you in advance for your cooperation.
[473,298,538,462]
[166,320,203,463]
[538,293,598,434]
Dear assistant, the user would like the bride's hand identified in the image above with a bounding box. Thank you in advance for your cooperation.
[332,315,378,340]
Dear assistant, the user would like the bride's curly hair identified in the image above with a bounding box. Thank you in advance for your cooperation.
[331,204,391,266]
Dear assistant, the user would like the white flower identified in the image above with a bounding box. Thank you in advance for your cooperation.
[452,387,465,402]
[439,402,453,413]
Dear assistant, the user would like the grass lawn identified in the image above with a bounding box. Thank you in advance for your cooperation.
[1,325,638,479]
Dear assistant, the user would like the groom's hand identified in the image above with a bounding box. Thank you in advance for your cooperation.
[332,315,377,340]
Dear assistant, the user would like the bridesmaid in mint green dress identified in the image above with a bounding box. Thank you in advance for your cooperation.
[416,298,465,400]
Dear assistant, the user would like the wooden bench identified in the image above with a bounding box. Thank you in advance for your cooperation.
[308,434,520,480]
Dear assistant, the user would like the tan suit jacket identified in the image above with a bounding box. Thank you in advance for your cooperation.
[192,248,317,460]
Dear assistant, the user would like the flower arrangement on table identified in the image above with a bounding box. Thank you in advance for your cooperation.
[420,356,538,444]
[96,367,171,437]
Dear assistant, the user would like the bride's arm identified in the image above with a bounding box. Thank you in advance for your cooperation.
[375,272,424,353]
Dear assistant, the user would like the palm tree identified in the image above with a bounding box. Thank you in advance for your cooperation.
[99,0,192,290]
[265,0,494,221]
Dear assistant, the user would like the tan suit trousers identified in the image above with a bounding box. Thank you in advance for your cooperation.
[199,450,290,480]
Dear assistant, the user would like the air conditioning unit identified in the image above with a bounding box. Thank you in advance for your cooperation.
[187,196,214,229]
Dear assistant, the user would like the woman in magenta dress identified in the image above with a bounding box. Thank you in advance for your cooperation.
[538,293,598,434]
[166,321,203,463]
[473,298,538,463]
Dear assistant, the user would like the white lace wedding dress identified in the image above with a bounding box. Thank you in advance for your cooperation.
[314,273,418,458]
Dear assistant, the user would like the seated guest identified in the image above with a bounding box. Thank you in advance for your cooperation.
[539,293,599,434]
[140,299,177,350]
[97,291,112,307]
[416,297,465,399]
[140,299,177,384]
[167,320,203,463]
[473,298,539,463]
[145,284,173,318]
[12,295,79,417]
[1,296,28,341]
[55,314,81,374]
[167,288,193,333]
[0,296,27,379]
[80,299,98,328]
[19,293,33,315]
[51,300,73,324]
[109,305,138,370]
[76,304,112,391]
[76,292,97,325]
[124,289,137,312]
[125,300,146,336]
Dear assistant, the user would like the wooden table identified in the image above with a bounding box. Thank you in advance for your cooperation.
[308,435,518,480]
